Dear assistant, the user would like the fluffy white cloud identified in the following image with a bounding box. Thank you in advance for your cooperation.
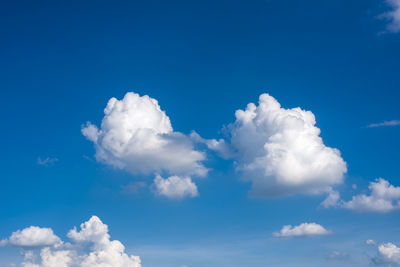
[153,175,199,199]
[5,216,142,267]
[378,242,400,264]
[321,178,400,213]
[371,242,400,265]
[381,0,400,33]
[2,226,61,247]
[217,93,346,197]
[273,222,331,237]
[82,92,207,178]
[342,178,400,213]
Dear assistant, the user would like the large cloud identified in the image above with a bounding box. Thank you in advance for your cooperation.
[273,222,331,237]
[213,93,347,197]
[82,92,207,178]
[3,216,142,267]
[1,226,61,247]
[322,178,400,213]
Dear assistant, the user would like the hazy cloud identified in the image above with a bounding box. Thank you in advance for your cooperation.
[366,120,400,128]
[37,157,58,166]
[380,0,400,33]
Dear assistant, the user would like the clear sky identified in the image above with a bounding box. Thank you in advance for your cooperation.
[1,0,400,266]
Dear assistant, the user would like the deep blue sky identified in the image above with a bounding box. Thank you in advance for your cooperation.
[0,0,399,266]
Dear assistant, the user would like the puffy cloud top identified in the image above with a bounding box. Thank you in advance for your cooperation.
[3,226,61,247]
[68,216,110,245]
[343,178,400,213]
[4,216,141,267]
[378,242,400,264]
[225,93,347,197]
[153,175,199,199]
[273,222,331,237]
[82,92,207,177]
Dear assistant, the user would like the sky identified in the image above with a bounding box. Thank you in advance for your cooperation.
[0,0,400,266]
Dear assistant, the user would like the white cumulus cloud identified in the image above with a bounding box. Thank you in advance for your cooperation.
[343,178,400,213]
[3,216,142,267]
[321,178,400,213]
[273,222,331,237]
[378,242,400,265]
[82,92,207,178]
[2,226,61,247]
[153,175,199,199]
[215,93,346,197]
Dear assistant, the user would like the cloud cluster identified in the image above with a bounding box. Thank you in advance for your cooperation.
[2,216,141,267]
[273,222,331,237]
[153,175,199,199]
[218,93,347,197]
[322,178,400,213]
[82,92,208,199]
[83,92,348,199]
[381,0,400,33]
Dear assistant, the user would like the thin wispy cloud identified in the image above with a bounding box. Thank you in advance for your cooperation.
[37,157,58,166]
[366,120,400,128]
[325,251,349,261]
[380,0,400,33]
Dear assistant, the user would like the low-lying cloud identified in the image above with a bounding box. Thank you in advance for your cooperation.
[2,216,142,267]
[273,222,331,237]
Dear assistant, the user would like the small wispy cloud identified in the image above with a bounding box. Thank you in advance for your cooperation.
[325,251,349,260]
[366,120,400,128]
[121,181,147,195]
[380,0,400,33]
[37,157,58,166]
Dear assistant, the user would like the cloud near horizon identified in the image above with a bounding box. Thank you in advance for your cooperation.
[273,222,331,237]
[2,216,141,267]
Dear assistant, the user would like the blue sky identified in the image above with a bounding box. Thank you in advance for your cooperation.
[1,0,400,266]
